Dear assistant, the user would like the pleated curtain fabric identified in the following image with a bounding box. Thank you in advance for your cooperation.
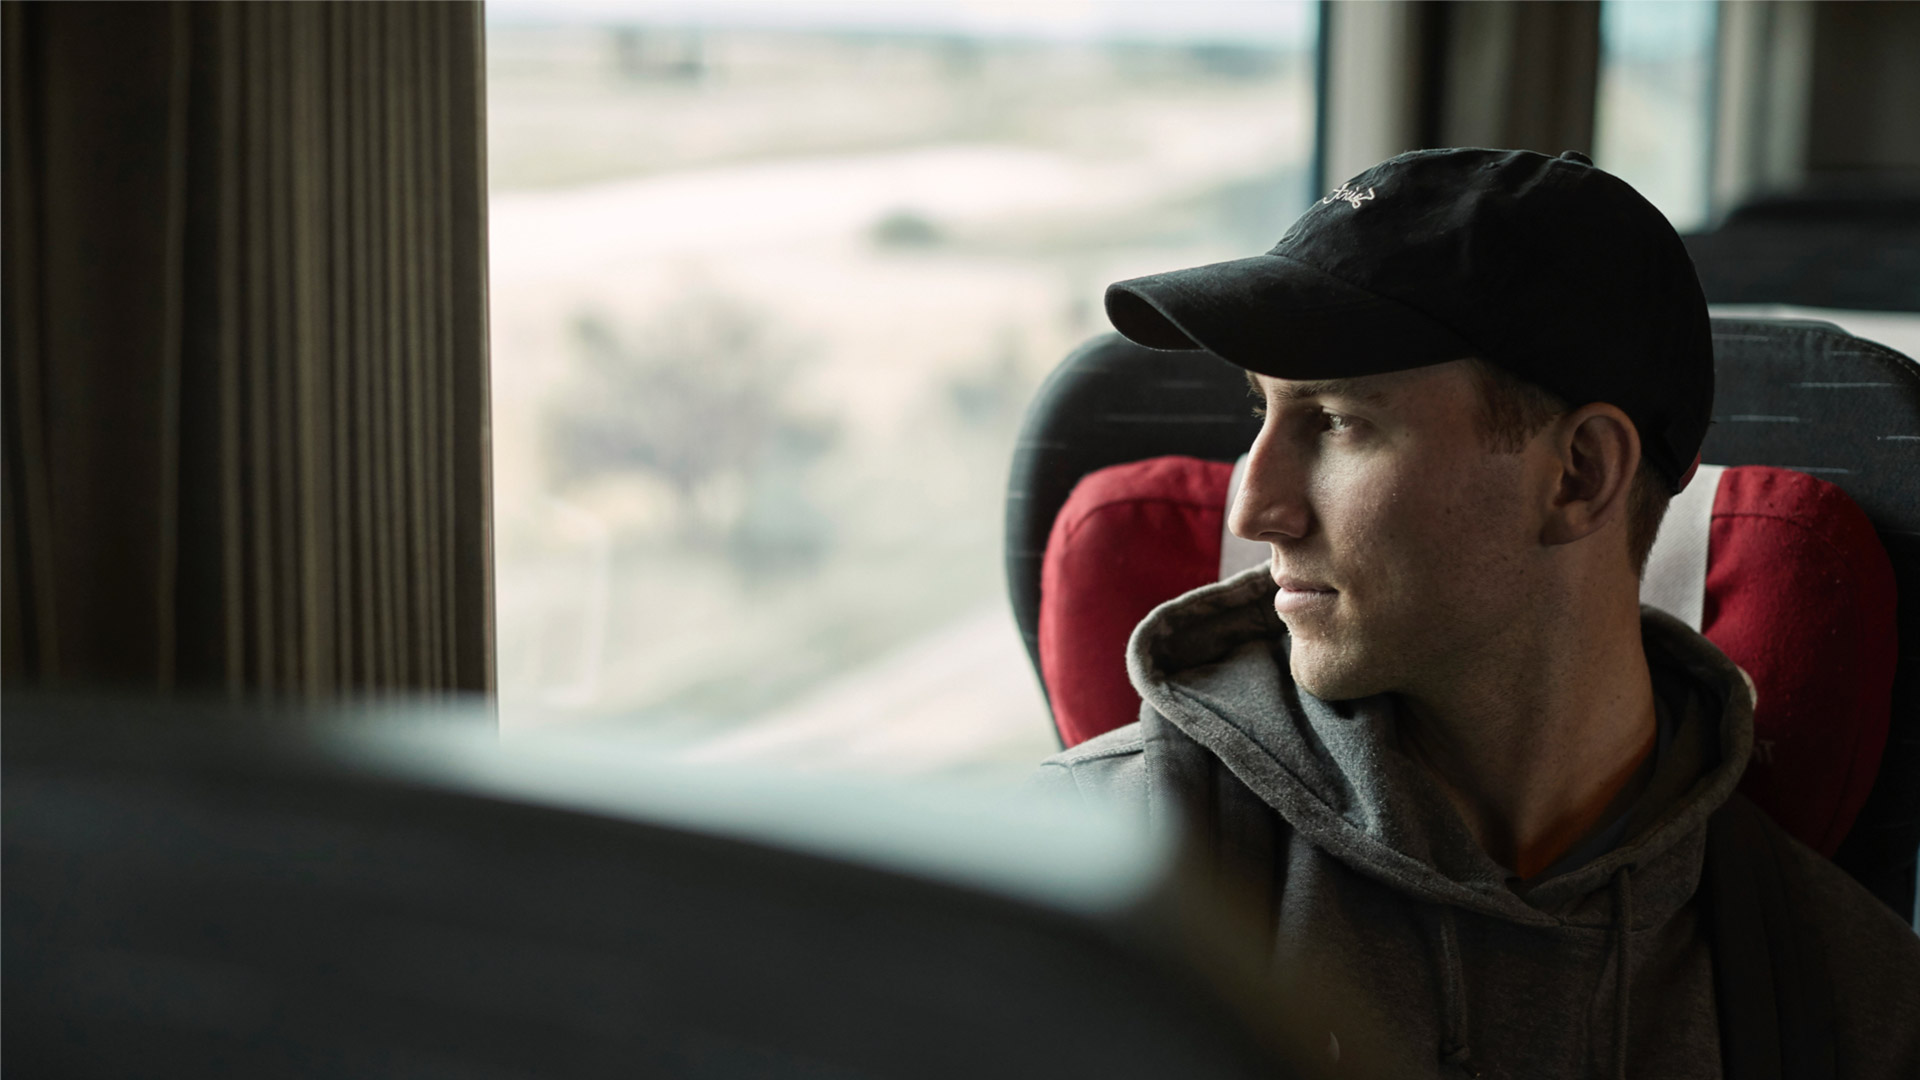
[1417,1,1602,156]
[2,1,493,698]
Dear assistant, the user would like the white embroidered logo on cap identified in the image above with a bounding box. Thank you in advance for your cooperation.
[1320,185,1376,209]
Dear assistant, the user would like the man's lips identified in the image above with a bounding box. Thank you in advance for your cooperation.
[1272,575,1337,615]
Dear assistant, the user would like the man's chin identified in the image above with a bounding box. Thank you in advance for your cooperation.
[1286,642,1386,703]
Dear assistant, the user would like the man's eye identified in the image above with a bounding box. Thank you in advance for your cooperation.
[1322,411,1351,433]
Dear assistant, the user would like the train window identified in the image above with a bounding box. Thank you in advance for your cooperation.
[1593,0,1718,231]
[486,1,1319,775]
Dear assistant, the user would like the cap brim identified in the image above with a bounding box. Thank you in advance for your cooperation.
[1104,253,1481,379]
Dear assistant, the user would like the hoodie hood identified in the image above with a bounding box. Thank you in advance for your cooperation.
[1126,566,1757,931]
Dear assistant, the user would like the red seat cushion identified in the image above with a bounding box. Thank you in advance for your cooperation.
[1039,456,1234,749]
[1038,458,1897,857]
[1704,467,1897,855]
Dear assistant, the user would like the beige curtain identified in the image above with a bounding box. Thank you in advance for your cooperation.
[1423,1,1603,156]
[3,1,493,698]
[1319,1,1602,192]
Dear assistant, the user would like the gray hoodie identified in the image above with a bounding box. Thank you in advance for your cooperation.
[1036,568,1920,1079]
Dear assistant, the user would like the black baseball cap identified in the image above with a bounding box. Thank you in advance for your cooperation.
[1104,148,1713,492]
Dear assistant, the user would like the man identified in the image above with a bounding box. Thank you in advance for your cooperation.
[1034,149,1920,1078]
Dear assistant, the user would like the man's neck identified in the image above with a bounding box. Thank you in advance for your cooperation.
[1394,595,1658,880]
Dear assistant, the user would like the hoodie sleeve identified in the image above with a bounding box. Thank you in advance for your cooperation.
[1029,724,1151,817]
[1778,838,1920,1079]
[1028,759,1085,800]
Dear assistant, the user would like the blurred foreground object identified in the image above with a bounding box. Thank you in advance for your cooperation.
[4,697,1324,1079]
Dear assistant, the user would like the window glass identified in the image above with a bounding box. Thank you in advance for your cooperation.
[1594,0,1718,232]
[488,0,1318,777]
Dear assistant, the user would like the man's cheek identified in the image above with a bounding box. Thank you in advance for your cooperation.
[1341,518,1426,592]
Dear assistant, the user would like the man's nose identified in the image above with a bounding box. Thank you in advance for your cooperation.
[1228,431,1311,543]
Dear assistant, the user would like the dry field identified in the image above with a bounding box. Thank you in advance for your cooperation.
[486,16,1315,778]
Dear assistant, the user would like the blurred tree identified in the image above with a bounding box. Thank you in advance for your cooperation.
[945,327,1029,433]
[546,292,838,572]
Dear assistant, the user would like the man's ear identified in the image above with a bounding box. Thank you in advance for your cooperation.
[1540,403,1639,549]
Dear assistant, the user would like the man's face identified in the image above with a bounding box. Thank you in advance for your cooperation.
[1231,360,1551,702]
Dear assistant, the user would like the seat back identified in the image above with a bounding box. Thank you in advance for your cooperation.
[1006,318,1920,921]
[1693,318,1920,920]
[1004,335,1262,717]
[1684,193,1920,313]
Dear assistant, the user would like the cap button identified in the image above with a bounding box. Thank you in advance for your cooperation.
[1559,150,1594,166]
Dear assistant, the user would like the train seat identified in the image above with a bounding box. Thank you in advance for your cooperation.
[1684,192,1920,314]
[1005,318,1920,920]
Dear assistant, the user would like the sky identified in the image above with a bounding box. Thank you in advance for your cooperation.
[486,0,1317,49]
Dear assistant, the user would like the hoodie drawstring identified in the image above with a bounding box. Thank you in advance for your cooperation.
[1433,906,1479,1077]
[1611,865,1635,1080]
[1429,868,1635,1079]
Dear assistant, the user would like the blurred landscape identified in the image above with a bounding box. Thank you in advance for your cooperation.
[485,3,1316,777]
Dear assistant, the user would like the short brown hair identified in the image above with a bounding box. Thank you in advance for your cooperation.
[1468,359,1670,576]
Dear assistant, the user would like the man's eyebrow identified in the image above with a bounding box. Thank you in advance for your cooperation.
[1244,370,1391,407]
